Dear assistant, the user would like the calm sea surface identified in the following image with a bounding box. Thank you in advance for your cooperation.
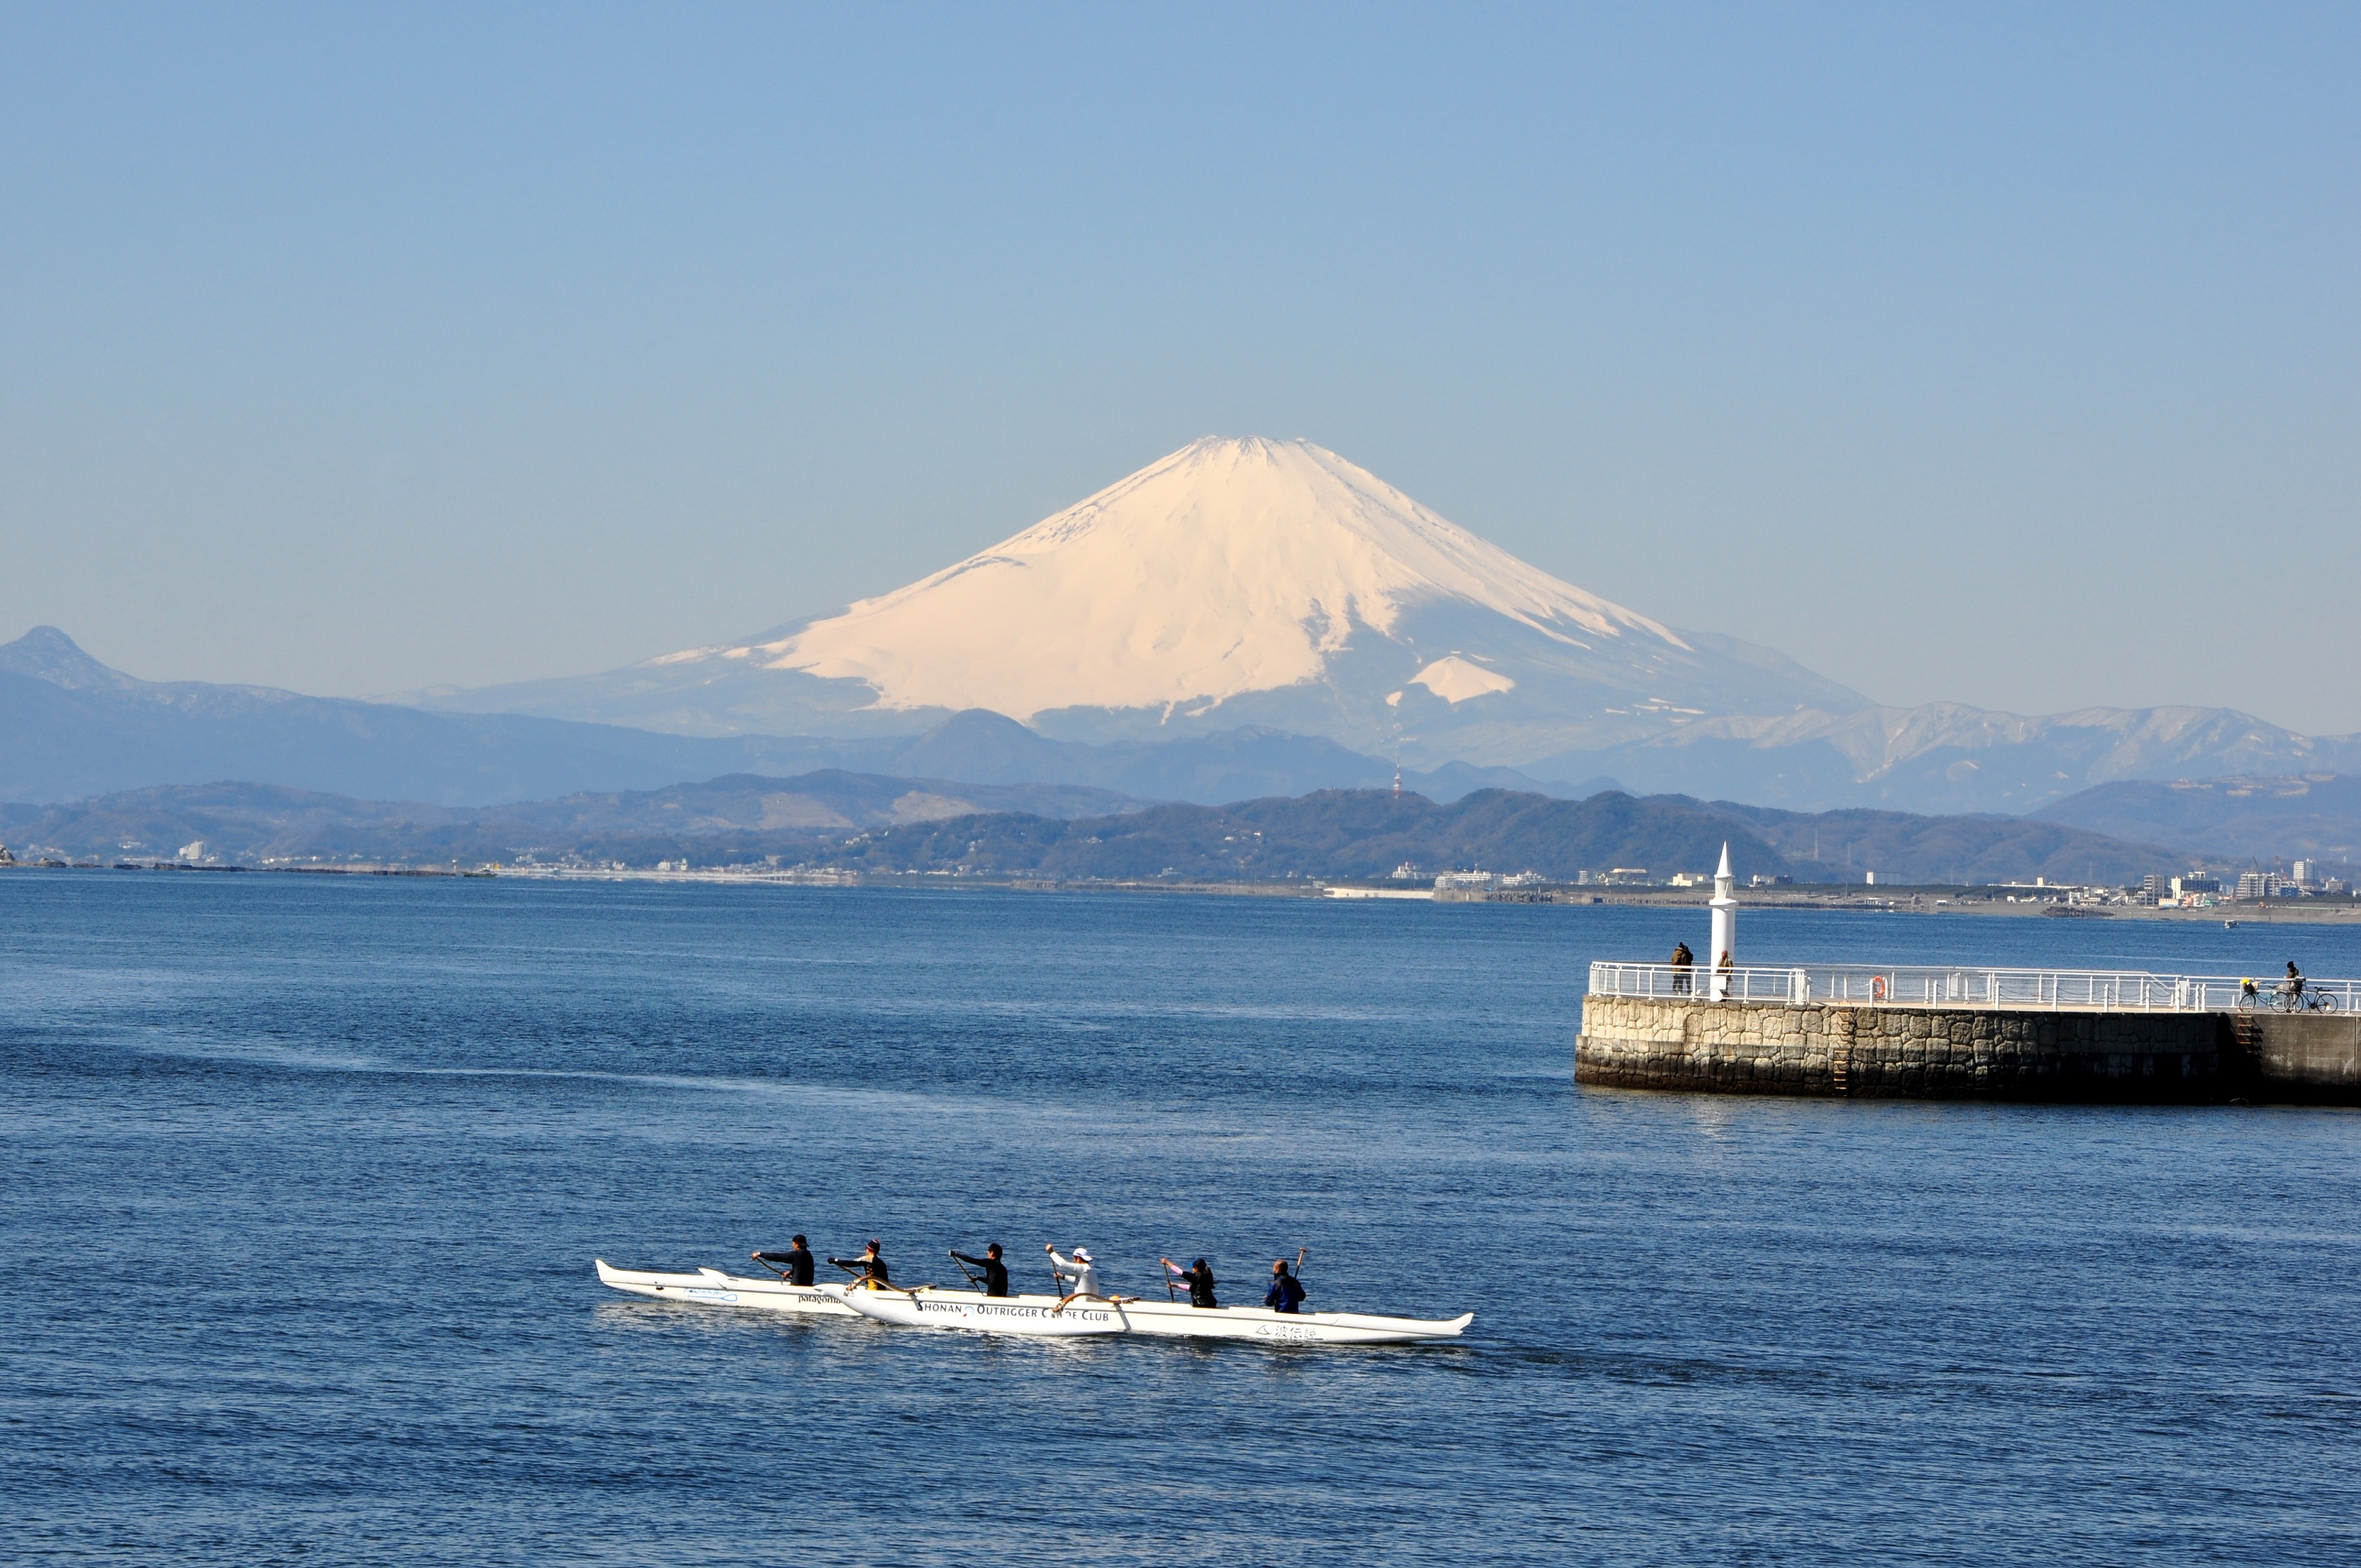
[5,873,2359,1565]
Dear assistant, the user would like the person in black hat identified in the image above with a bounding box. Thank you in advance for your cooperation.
[752,1235,815,1286]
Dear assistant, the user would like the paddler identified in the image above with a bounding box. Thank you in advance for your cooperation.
[751,1234,815,1286]
[1045,1243,1101,1300]
[1265,1258,1307,1313]
[1164,1257,1218,1309]
[831,1238,891,1287]
[951,1243,1010,1296]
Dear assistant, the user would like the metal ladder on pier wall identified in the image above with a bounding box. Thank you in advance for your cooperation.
[1830,1014,1854,1097]
[2230,1009,2261,1084]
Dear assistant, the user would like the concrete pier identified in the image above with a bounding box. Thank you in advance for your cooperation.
[1577,994,2361,1104]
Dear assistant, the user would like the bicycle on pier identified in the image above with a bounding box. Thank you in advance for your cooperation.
[2237,974,2340,1013]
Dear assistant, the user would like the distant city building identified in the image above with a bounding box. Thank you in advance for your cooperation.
[2233,871,2284,901]
[2171,874,2219,896]
[1433,870,1497,890]
[2293,859,2314,884]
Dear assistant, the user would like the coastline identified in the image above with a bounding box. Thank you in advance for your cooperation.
[8,861,2360,925]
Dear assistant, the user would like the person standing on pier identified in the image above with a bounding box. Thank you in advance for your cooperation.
[1670,941,1694,994]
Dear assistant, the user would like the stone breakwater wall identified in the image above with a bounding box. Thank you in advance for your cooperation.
[1575,995,2361,1103]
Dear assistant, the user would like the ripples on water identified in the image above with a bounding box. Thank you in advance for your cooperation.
[3,874,2358,1564]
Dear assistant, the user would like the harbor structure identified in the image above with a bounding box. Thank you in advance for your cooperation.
[1707,842,1736,997]
[1577,862,2361,1104]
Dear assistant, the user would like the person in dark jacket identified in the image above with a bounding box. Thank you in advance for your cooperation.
[752,1235,815,1286]
[830,1239,890,1286]
[1670,942,1694,994]
[1164,1257,1218,1308]
[951,1243,1010,1296]
[1265,1259,1307,1313]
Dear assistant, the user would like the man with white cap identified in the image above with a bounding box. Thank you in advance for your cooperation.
[1044,1243,1102,1301]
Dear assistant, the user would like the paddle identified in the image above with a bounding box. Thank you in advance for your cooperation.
[947,1249,983,1291]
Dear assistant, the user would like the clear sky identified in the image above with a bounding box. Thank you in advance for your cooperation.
[5,3,2356,730]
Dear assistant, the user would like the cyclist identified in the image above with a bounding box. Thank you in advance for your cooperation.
[2283,961,2305,1005]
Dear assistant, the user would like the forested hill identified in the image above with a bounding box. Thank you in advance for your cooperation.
[2,780,2179,885]
[826,788,2175,885]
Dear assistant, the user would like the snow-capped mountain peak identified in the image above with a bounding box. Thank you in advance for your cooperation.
[747,436,1687,720]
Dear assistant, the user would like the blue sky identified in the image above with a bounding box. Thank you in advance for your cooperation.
[5,3,2355,729]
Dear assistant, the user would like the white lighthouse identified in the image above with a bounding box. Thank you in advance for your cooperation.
[1708,842,1737,999]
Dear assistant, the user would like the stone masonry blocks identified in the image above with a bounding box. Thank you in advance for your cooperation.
[1574,996,2228,1102]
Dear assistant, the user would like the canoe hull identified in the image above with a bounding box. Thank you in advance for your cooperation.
[1121,1298,1473,1345]
[595,1258,857,1315]
[820,1285,1472,1344]
[594,1263,1473,1344]
[821,1283,1124,1335]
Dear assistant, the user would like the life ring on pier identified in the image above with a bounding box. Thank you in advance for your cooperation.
[1870,976,1888,1002]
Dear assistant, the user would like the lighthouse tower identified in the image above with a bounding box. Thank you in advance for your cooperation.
[1708,842,1738,998]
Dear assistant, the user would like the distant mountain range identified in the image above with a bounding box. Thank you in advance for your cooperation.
[0,627,1576,808]
[2040,773,2361,866]
[0,771,1147,868]
[10,436,2356,823]
[410,437,1869,762]
[396,436,2359,813]
[758,788,2178,887]
[0,773,2179,886]
[1556,703,2361,815]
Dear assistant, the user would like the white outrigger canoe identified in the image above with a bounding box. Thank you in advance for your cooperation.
[595,1258,857,1316]
[596,1260,1472,1345]
[820,1281,1473,1345]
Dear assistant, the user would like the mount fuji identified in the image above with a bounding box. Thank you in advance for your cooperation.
[423,437,1867,766]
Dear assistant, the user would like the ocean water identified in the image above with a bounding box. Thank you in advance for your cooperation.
[4,873,2358,1565]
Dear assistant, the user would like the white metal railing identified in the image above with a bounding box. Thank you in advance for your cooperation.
[1587,961,2360,1013]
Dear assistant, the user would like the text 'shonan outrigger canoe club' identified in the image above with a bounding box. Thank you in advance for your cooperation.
[597,1236,1474,1346]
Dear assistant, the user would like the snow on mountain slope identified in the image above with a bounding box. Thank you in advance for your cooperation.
[412,436,1871,763]
[1409,656,1517,704]
[750,436,1685,719]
